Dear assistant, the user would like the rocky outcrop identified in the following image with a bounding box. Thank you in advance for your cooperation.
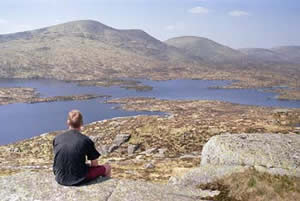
[201,133,300,169]
[108,134,131,153]
[169,133,300,187]
[127,144,140,155]
[0,171,219,201]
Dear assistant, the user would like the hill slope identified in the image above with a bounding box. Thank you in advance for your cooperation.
[271,46,300,63]
[0,20,204,80]
[165,36,245,63]
[239,48,288,63]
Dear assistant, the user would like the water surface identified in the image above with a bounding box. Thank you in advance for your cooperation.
[0,79,299,145]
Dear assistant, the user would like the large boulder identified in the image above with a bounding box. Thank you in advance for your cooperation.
[0,171,219,201]
[201,133,300,169]
[169,133,300,187]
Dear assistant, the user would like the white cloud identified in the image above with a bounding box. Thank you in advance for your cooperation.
[228,10,250,17]
[0,19,8,24]
[188,6,210,14]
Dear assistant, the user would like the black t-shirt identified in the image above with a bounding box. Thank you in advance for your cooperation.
[53,129,100,186]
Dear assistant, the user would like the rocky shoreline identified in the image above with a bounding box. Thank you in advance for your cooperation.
[0,87,109,105]
[0,87,38,105]
[76,79,153,92]
[272,88,300,101]
[25,94,110,104]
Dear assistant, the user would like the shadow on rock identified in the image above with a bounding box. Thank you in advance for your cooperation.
[78,176,111,187]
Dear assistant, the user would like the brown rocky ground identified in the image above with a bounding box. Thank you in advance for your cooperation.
[1,98,299,184]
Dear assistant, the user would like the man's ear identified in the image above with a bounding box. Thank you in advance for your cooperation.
[67,119,70,126]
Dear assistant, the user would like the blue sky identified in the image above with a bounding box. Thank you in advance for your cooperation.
[0,0,299,48]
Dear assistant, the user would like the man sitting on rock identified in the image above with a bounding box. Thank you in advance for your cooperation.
[53,109,111,186]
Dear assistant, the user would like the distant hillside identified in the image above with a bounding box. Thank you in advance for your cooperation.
[165,36,300,66]
[239,48,287,63]
[0,20,205,80]
[271,46,300,63]
[165,36,245,63]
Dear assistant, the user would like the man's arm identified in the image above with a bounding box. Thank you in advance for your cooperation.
[86,138,101,167]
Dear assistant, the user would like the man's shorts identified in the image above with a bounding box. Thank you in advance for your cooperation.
[86,165,107,181]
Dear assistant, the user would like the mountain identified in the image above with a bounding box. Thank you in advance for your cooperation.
[0,20,205,80]
[165,36,245,63]
[0,20,299,87]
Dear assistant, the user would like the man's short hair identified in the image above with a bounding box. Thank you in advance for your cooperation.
[68,110,83,129]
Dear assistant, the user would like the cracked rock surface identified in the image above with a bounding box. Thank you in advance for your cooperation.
[0,171,219,201]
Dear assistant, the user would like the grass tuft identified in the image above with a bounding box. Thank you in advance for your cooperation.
[198,169,300,201]
[247,176,256,188]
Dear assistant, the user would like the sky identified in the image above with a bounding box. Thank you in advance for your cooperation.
[0,0,299,48]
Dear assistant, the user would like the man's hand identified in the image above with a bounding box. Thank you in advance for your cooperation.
[89,160,112,177]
